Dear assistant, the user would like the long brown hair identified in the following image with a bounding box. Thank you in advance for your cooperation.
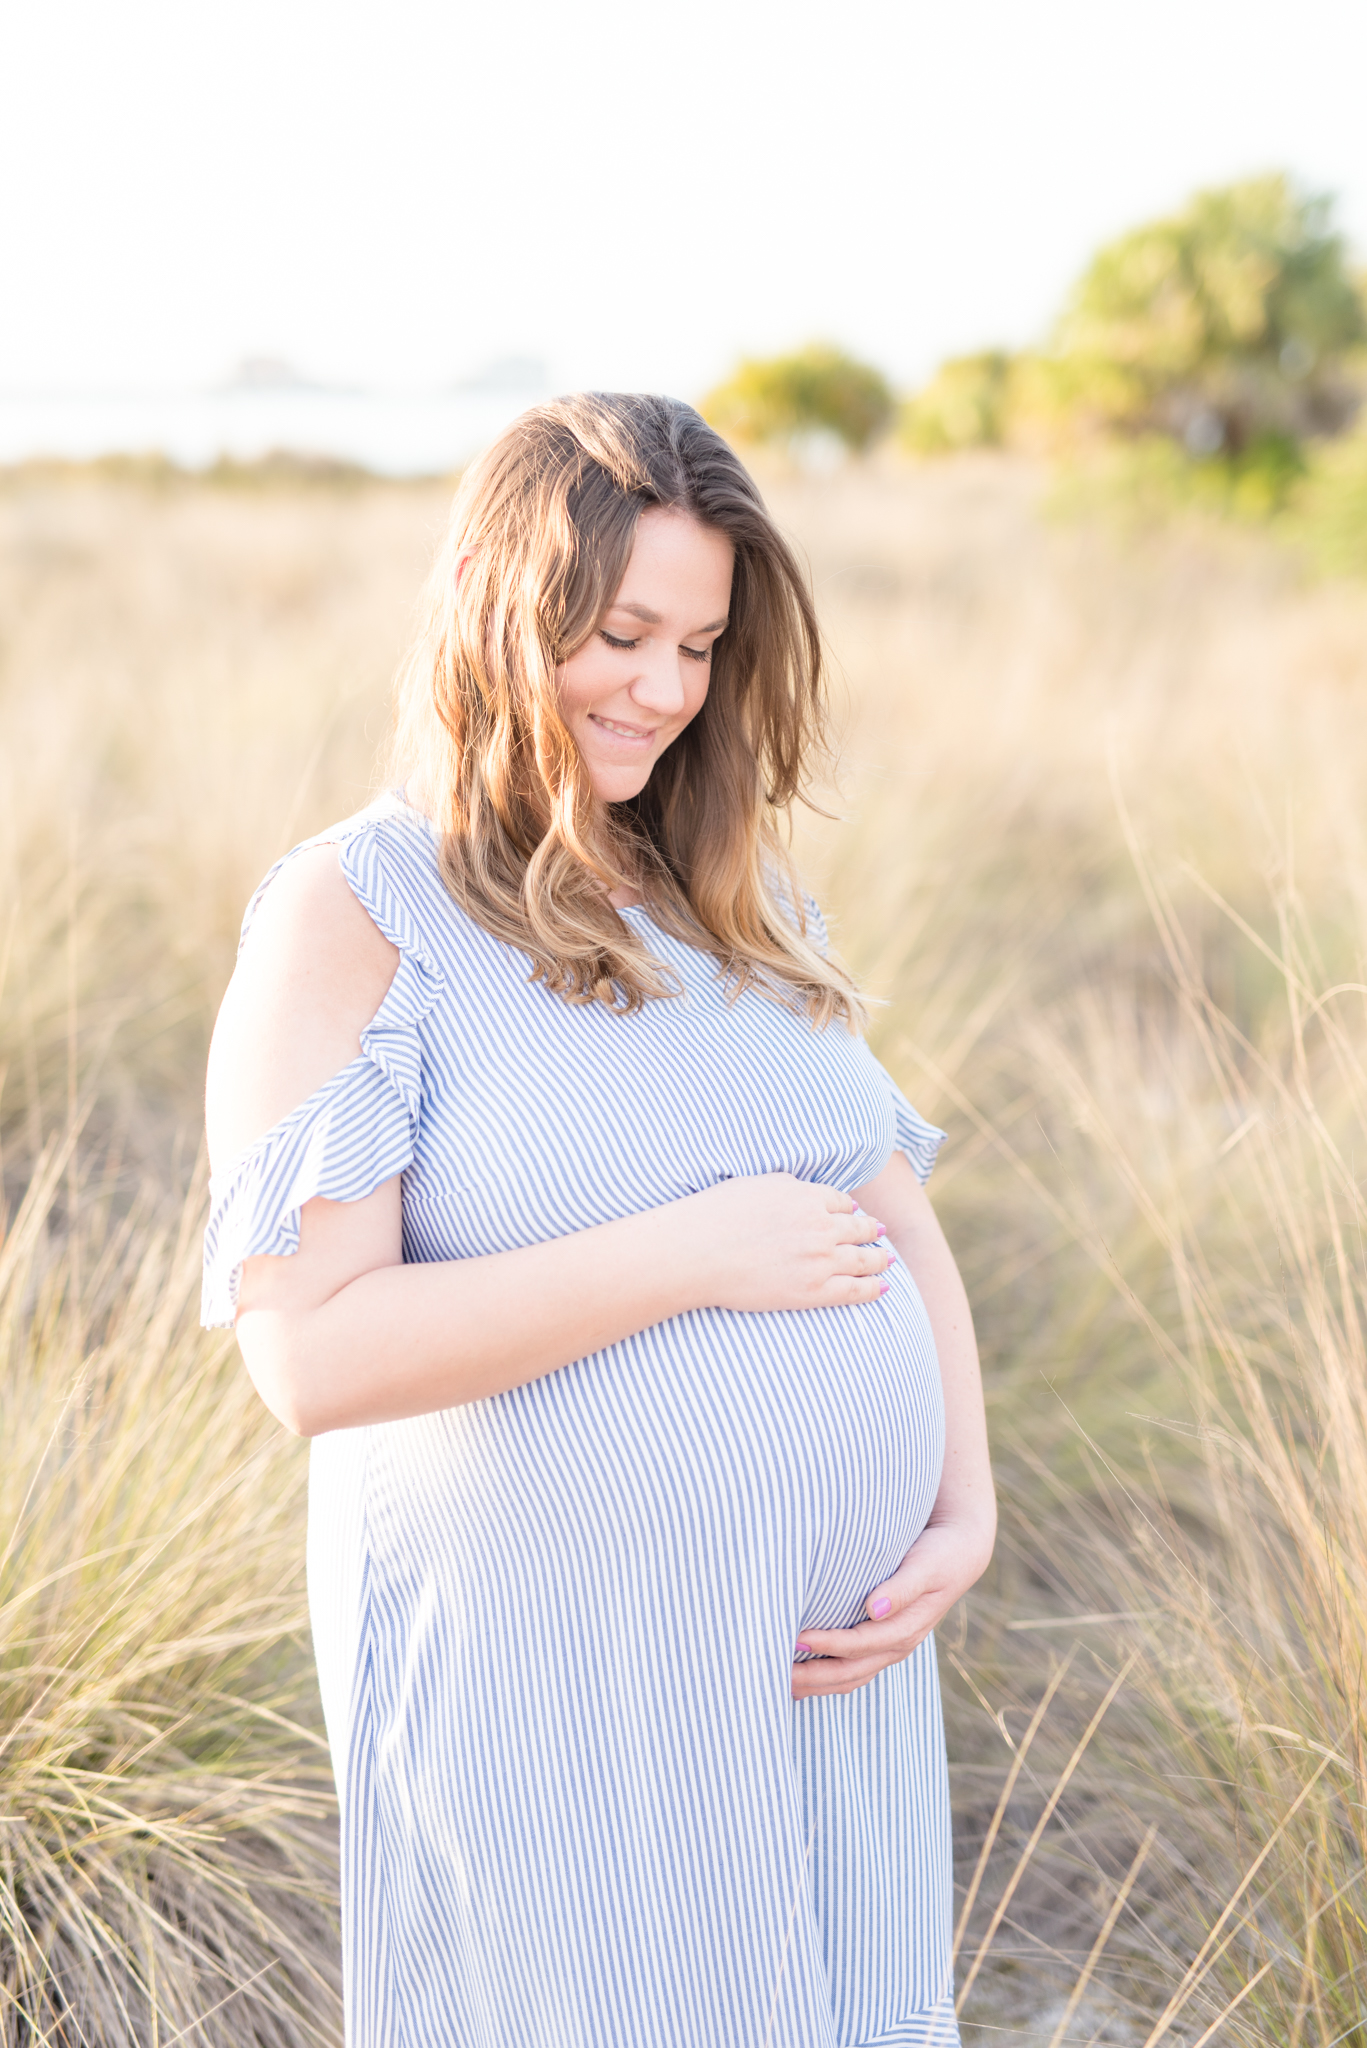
[390,392,863,1028]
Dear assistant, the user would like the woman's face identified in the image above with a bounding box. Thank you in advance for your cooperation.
[555,508,734,806]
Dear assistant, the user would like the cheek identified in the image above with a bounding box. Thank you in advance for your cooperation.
[554,649,605,719]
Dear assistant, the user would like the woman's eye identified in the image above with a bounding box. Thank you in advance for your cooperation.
[599,629,711,662]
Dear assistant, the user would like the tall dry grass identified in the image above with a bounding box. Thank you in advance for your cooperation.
[1,1141,338,2043]
[791,455,1367,2038]
[1,453,1364,2041]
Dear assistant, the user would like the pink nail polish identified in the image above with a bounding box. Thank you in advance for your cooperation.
[878,1282,891,1296]
[886,1250,895,1268]
[795,1641,814,1657]
[870,1597,892,1619]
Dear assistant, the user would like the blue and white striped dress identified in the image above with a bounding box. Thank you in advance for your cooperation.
[203,794,960,2048]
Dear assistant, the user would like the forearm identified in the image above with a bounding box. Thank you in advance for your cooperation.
[239,1199,699,1437]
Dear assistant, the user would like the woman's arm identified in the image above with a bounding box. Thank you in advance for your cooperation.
[791,1147,995,1699]
[207,847,894,1438]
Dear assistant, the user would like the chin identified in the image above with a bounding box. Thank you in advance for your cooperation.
[590,769,654,806]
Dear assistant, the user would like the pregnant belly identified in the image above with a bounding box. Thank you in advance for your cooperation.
[716,1265,947,1635]
[360,1262,945,1650]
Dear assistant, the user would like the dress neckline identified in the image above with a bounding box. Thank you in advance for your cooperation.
[389,791,655,927]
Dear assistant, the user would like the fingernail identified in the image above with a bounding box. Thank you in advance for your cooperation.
[886,1250,895,1268]
[878,1282,891,1296]
[795,1641,814,1656]
[870,1597,892,1619]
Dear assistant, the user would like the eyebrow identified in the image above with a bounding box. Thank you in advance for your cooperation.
[610,601,730,632]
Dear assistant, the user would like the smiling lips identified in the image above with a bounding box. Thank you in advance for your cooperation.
[588,713,657,743]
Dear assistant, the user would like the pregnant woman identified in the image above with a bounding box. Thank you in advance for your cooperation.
[203,394,994,2047]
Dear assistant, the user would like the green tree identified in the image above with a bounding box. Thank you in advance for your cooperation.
[1051,173,1365,457]
[701,343,895,454]
[899,350,1016,453]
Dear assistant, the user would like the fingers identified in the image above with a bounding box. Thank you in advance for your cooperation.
[833,1210,891,1267]
[818,1274,886,1309]
[796,1619,898,1660]
[797,1590,942,1662]
[833,1204,884,1241]
[865,1577,897,1622]
[792,1656,891,1698]
[792,1634,929,1695]
[825,1271,892,1308]
[838,1220,886,1253]
[822,1243,895,1300]
[816,1189,892,1298]
[821,1188,888,1243]
[790,1614,935,1698]
[702,1176,896,1315]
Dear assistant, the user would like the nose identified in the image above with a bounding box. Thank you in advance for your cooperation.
[627,640,689,716]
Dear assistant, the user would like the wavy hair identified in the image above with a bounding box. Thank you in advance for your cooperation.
[390,392,864,1028]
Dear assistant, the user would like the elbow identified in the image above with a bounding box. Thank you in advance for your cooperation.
[236,1313,330,1438]
[271,1387,323,1440]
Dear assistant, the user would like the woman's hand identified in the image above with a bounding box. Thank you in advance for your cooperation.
[790,1514,995,1700]
[675,1174,893,1314]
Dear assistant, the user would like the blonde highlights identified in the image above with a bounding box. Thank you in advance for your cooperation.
[390,392,864,1028]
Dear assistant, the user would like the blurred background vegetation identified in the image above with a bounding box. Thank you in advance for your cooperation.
[705,171,1367,570]
[2,167,1366,2046]
[700,341,896,459]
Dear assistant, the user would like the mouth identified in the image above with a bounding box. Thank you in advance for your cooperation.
[587,713,657,744]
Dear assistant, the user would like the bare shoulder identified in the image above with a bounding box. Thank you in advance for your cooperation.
[205,844,401,1171]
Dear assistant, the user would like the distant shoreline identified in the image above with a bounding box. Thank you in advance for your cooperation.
[0,382,546,477]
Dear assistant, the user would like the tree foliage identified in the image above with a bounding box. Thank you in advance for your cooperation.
[901,175,1366,491]
[1052,173,1364,454]
[900,351,1016,453]
[701,344,895,454]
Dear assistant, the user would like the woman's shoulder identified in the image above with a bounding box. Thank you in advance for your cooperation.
[237,794,434,953]
[207,797,435,1175]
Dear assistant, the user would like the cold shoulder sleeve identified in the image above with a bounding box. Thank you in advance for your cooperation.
[201,1059,413,1326]
[201,810,444,1328]
[790,886,947,1186]
[879,1064,947,1185]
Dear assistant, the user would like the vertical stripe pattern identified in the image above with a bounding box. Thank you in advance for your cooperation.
[204,795,960,2047]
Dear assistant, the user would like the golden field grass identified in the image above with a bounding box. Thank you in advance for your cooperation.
[0,453,1364,2042]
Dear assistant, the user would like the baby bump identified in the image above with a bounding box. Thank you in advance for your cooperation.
[766,1264,946,1634]
[360,1263,944,1644]
[593,1265,944,1620]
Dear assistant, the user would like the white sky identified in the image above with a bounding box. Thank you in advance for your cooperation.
[3,0,1365,401]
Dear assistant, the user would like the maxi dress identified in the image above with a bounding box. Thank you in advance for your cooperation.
[202,794,961,2048]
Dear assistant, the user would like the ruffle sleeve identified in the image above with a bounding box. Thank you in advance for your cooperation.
[201,1058,415,1326]
[783,881,947,1184]
[882,1067,947,1185]
[800,892,831,956]
[201,806,444,1328]
[847,1036,948,1187]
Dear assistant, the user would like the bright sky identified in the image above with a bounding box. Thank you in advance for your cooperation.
[3,0,1365,401]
